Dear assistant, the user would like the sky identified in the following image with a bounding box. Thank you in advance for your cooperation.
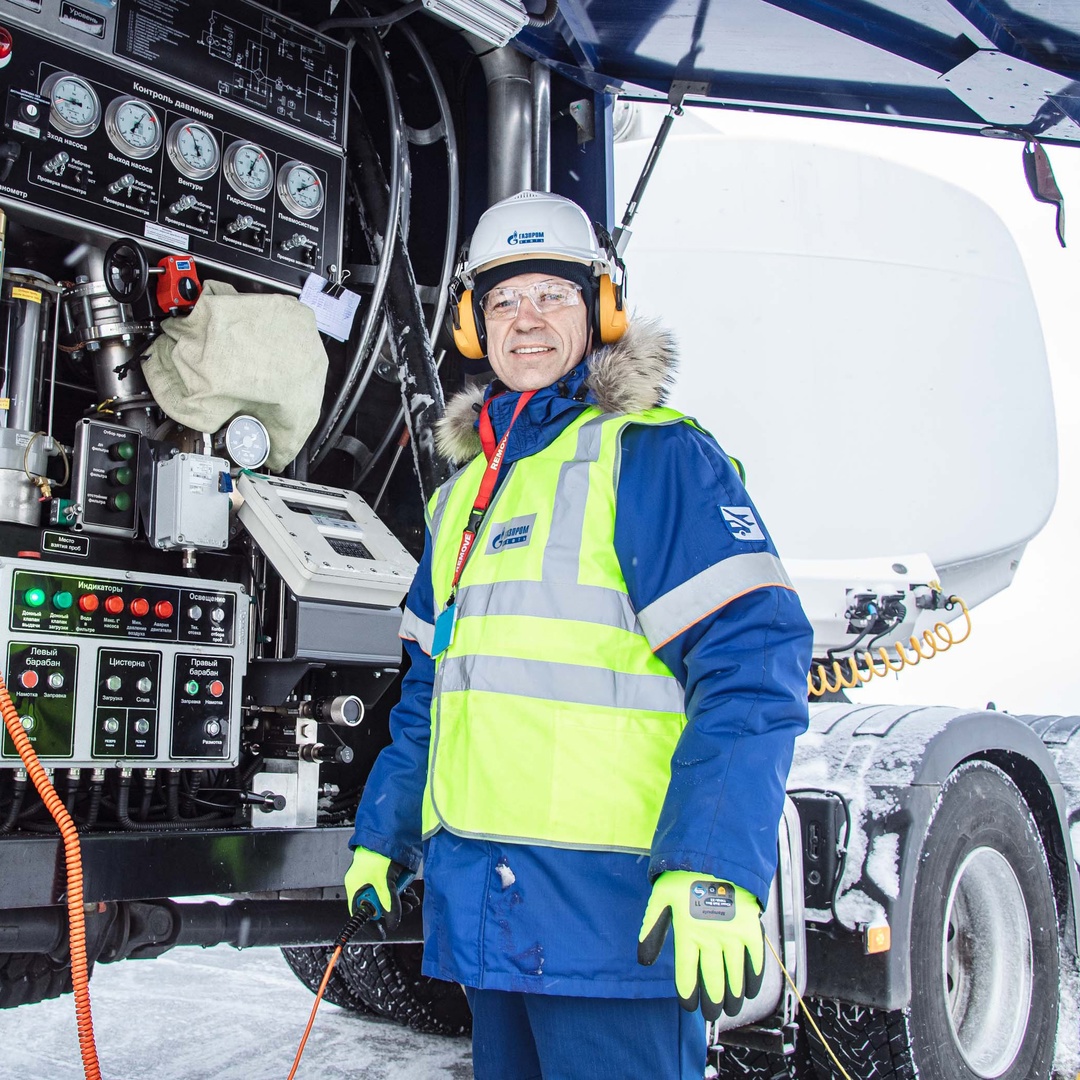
[618,105,1080,716]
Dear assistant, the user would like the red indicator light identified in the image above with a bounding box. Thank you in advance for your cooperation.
[104,595,124,615]
[19,669,38,689]
[0,29,13,63]
[79,594,99,613]
[208,680,224,698]
[154,600,174,620]
[130,597,149,617]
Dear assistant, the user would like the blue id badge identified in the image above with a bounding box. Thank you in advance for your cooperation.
[431,601,458,656]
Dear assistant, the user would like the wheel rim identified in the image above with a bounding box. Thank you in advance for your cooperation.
[941,846,1033,1076]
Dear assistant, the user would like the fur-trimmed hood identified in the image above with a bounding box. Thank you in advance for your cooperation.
[436,318,678,464]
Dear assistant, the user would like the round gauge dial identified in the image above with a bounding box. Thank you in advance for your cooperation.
[277,160,324,219]
[222,415,270,470]
[223,140,273,200]
[42,72,101,138]
[166,119,220,181]
[105,95,162,160]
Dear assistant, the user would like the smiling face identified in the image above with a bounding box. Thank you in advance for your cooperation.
[483,271,590,392]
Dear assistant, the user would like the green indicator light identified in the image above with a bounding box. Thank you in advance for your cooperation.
[109,491,133,513]
[113,466,133,487]
[110,441,135,461]
[185,680,200,696]
[24,588,46,608]
[52,591,73,610]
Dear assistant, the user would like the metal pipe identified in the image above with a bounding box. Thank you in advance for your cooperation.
[474,43,533,201]
[0,898,425,959]
[531,61,551,193]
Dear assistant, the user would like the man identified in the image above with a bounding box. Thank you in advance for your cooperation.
[345,190,813,1078]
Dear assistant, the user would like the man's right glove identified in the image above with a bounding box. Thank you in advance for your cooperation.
[637,871,766,1021]
[344,846,412,927]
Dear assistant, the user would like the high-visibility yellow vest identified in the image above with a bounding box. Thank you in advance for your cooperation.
[421,406,689,853]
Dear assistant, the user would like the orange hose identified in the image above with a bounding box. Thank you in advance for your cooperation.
[0,673,102,1079]
[286,944,343,1080]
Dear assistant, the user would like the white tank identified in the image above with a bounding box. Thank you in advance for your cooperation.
[615,133,1057,638]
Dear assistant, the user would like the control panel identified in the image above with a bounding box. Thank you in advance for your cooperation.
[0,559,247,766]
[0,5,345,289]
[70,419,140,537]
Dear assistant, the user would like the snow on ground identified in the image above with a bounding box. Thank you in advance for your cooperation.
[0,946,473,1080]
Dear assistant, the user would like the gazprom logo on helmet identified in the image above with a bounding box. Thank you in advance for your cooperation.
[507,229,545,246]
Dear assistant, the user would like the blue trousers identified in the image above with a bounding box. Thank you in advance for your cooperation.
[464,988,707,1080]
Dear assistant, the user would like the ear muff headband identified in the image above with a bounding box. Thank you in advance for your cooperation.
[451,287,485,359]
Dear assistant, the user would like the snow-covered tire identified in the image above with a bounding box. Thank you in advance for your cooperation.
[712,1030,819,1078]
[280,946,379,1015]
[808,761,1060,1080]
[804,1001,914,1078]
[336,942,471,1036]
[0,952,83,1009]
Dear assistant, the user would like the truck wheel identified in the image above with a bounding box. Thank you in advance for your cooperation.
[336,941,471,1036]
[0,952,80,1009]
[807,761,1059,1080]
[280,946,378,1015]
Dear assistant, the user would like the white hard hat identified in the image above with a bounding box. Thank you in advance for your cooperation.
[459,190,614,288]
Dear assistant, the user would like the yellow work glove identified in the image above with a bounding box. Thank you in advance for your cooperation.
[343,846,412,927]
[637,872,766,1021]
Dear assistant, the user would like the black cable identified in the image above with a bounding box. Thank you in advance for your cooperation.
[319,1,422,33]
[84,776,103,827]
[116,774,230,831]
[0,777,25,833]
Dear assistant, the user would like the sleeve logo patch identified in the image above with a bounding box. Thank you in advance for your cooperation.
[720,505,765,541]
[486,513,537,554]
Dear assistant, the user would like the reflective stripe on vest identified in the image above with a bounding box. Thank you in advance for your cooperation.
[422,406,690,853]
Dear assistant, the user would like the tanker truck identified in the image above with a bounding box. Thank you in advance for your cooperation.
[0,2,1077,1080]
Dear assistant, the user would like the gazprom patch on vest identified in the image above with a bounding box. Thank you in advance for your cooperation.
[720,505,765,542]
[486,514,537,554]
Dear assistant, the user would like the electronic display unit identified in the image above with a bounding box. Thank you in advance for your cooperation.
[236,474,416,606]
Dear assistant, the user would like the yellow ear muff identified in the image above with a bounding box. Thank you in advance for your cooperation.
[452,288,485,359]
[596,273,628,344]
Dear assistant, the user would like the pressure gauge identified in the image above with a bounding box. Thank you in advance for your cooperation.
[223,140,273,200]
[277,160,325,219]
[42,72,101,138]
[105,95,162,160]
[218,415,271,471]
[166,119,220,181]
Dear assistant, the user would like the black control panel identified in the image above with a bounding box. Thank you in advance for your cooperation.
[0,20,343,288]
[1,641,78,758]
[94,648,159,758]
[70,419,140,537]
[171,653,232,758]
[114,0,348,147]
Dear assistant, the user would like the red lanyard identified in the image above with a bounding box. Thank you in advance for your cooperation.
[447,389,535,602]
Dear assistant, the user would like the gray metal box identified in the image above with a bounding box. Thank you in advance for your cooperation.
[151,454,231,551]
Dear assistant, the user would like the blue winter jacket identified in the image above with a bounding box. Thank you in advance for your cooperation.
[351,321,813,997]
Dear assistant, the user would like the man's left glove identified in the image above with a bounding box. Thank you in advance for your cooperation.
[637,871,766,1020]
[344,846,413,929]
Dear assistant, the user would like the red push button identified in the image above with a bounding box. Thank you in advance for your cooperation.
[154,600,174,620]
[19,669,38,689]
[104,595,124,615]
[130,597,149,617]
[208,680,224,698]
[79,593,99,613]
